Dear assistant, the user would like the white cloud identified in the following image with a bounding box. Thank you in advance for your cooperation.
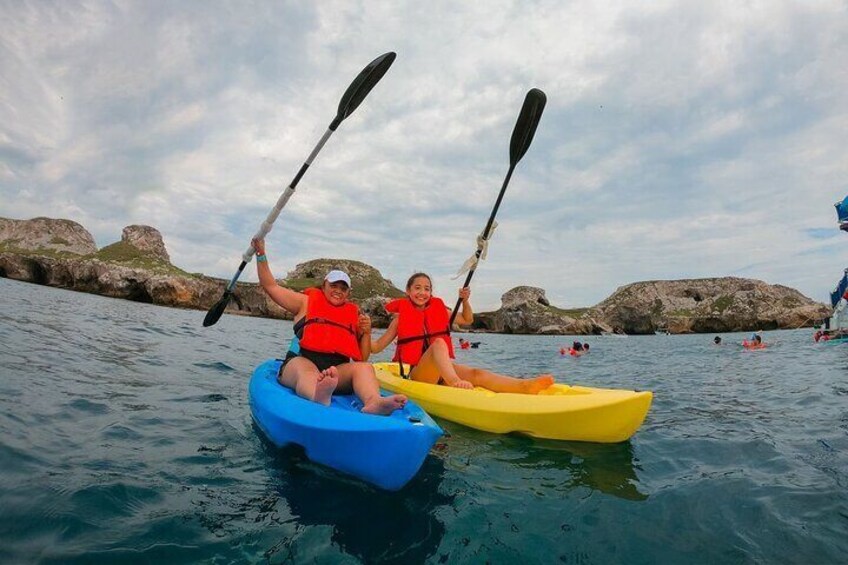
[2,0,848,310]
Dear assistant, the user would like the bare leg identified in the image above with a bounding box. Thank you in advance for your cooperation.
[279,357,338,405]
[409,340,473,389]
[455,363,554,394]
[335,362,407,415]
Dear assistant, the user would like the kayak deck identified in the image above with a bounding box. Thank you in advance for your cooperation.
[373,362,652,443]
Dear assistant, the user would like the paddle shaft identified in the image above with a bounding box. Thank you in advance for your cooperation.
[203,52,396,327]
[446,89,546,330]
[223,127,335,293]
[448,164,515,328]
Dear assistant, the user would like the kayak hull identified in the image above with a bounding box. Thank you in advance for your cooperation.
[373,362,652,443]
[249,359,443,490]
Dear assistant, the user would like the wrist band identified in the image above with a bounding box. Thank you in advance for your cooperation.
[256,254,267,263]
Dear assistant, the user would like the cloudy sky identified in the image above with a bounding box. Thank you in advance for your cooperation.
[2,1,847,310]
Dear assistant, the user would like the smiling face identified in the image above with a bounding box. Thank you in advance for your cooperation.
[322,280,351,306]
[405,274,432,308]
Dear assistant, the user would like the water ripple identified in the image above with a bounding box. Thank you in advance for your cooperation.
[1,278,847,563]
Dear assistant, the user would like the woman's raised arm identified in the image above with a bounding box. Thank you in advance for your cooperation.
[252,238,306,314]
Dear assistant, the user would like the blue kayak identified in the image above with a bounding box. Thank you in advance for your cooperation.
[249,359,443,490]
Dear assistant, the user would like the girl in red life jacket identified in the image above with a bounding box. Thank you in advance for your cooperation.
[369,273,555,393]
[252,238,406,415]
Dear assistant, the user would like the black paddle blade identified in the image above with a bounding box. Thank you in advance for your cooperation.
[508,88,547,166]
[202,292,231,327]
[331,52,396,130]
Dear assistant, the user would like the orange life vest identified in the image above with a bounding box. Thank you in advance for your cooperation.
[385,297,454,365]
[298,287,362,361]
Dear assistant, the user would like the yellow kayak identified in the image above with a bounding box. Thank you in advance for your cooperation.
[373,363,653,443]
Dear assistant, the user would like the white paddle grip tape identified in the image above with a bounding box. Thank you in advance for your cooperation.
[242,187,296,262]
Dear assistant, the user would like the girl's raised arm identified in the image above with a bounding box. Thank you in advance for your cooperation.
[369,316,399,354]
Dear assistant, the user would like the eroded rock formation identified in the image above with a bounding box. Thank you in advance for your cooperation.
[0,217,97,255]
[1,217,829,334]
[475,286,612,335]
[121,225,170,263]
[590,278,830,334]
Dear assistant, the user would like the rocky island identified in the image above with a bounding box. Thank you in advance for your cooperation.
[1,216,830,334]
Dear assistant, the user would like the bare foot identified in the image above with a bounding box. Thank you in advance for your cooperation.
[313,367,339,406]
[450,380,474,390]
[362,394,407,415]
[521,374,555,394]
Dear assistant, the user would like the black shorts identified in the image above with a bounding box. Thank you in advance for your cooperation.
[282,348,351,373]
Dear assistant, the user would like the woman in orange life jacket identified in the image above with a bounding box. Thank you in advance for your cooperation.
[369,273,555,393]
[252,238,406,415]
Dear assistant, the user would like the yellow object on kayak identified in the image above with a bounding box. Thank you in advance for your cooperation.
[373,363,653,443]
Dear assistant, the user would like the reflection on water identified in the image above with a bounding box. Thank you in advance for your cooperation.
[442,421,647,502]
[255,430,452,563]
[507,438,648,501]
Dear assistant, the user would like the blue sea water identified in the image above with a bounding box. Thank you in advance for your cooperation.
[1,277,847,564]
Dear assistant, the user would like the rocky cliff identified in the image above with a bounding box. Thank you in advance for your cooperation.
[0,217,97,255]
[589,278,830,334]
[474,286,612,335]
[0,217,404,325]
[1,217,830,334]
[121,225,170,263]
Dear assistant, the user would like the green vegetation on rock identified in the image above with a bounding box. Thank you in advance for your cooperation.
[713,295,734,312]
[93,241,194,277]
[282,277,322,292]
[668,308,693,317]
[0,240,23,252]
[283,258,404,301]
[1,240,82,259]
[780,296,801,308]
[549,305,589,318]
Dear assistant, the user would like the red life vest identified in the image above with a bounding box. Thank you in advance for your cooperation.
[385,297,454,365]
[298,287,362,361]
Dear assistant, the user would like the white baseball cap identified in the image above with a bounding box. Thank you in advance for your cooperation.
[324,270,352,288]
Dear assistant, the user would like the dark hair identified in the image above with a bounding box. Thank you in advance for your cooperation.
[406,272,432,290]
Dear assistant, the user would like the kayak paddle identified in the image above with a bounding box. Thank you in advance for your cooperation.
[203,52,397,327]
[448,88,547,328]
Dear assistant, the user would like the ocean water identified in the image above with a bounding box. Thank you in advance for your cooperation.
[1,277,847,564]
